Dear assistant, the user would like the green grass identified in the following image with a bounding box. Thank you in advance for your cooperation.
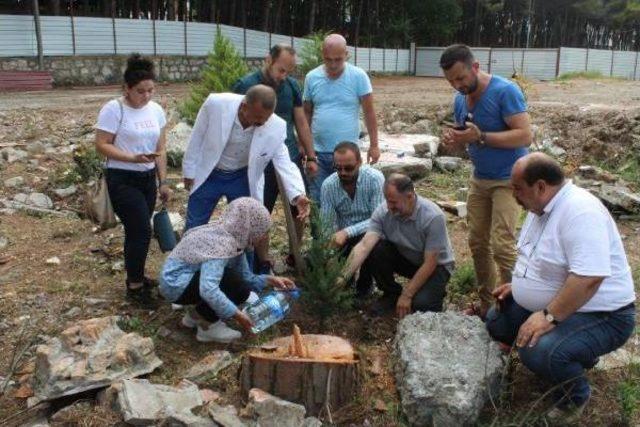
[448,261,477,304]
[557,71,605,80]
[618,362,640,422]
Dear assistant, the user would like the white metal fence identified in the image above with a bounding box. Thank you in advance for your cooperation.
[416,46,640,80]
[0,14,411,73]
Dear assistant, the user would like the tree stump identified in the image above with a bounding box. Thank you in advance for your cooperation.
[240,329,360,416]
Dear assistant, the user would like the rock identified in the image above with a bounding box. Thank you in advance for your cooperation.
[117,379,203,426]
[158,409,216,427]
[301,417,323,427]
[394,312,503,426]
[246,388,306,427]
[436,201,467,218]
[26,141,46,155]
[84,297,107,306]
[97,383,122,410]
[53,185,77,198]
[595,347,640,371]
[576,165,617,183]
[14,193,53,209]
[167,122,192,155]
[434,156,463,172]
[456,187,469,202]
[64,307,81,317]
[0,235,8,250]
[33,316,162,401]
[540,139,566,159]
[373,152,432,180]
[200,388,221,404]
[4,176,24,188]
[45,257,61,265]
[208,403,247,427]
[1,148,29,163]
[111,261,124,272]
[183,351,233,383]
[50,400,93,423]
[21,417,50,427]
[406,119,433,134]
[413,137,440,159]
[389,121,409,133]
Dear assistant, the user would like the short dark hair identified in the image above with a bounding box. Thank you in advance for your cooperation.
[333,141,361,162]
[269,44,296,60]
[522,155,565,186]
[384,173,414,194]
[245,84,277,111]
[439,44,475,71]
[124,53,155,87]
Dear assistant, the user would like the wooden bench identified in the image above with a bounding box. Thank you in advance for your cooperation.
[0,71,53,91]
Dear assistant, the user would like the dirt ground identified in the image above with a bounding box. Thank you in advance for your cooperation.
[0,76,639,426]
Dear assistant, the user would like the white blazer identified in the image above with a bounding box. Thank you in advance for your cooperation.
[182,93,305,204]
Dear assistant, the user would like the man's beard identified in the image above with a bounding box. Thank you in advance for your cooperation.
[458,76,479,95]
[339,173,357,185]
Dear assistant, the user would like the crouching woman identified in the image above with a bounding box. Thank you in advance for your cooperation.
[159,197,296,343]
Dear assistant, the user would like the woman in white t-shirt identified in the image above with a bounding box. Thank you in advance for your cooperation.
[95,54,171,309]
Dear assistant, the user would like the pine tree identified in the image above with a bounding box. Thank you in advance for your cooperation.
[179,27,248,125]
[299,206,353,331]
[299,31,330,77]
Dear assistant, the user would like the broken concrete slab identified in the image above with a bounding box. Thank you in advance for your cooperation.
[247,388,306,427]
[436,200,468,218]
[33,316,162,401]
[373,152,432,180]
[394,312,503,427]
[182,351,233,383]
[208,403,247,427]
[117,379,203,426]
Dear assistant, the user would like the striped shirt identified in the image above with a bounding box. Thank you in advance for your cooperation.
[320,166,385,238]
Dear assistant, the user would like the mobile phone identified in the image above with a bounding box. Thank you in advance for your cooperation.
[453,124,467,131]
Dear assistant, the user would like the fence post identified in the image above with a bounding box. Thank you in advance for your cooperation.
[243,26,247,58]
[32,0,44,69]
[555,47,561,78]
[69,12,76,55]
[585,48,589,71]
[395,46,398,73]
[487,48,493,73]
[521,49,525,75]
[609,49,614,77]
[268,31,272,50]
[152,0,157,56]
[382,47,385,73]
[410,42,415,75]
[183,1,188,56]
[634,51,639,80]
[111,0,117,55]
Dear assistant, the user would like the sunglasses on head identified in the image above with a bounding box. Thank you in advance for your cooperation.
[333,164,356,172]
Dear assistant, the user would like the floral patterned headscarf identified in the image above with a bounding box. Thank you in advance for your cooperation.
[169,197,271,264]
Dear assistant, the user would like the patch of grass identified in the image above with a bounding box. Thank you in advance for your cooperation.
[72,144,104,182]
[448,261,477,304]
[617,362,640,422]
[557,71,605,80]
[117,315,157,337]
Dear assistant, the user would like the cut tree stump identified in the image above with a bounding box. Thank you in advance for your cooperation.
[240,332,360,417]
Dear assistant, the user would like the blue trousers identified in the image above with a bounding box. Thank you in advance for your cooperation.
[307,151,335,206]
[185,168,250,231]
[486,297,635,407]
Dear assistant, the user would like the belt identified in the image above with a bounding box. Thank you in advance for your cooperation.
[614,302,635,312]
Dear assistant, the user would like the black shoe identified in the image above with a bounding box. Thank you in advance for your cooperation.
[143,276,159,288]
[126,285,159,310]
[369,295,397,317]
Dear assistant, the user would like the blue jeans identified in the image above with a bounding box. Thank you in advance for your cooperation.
[307,152,335,205]
[185,167,250,231]
[486,297,635,408]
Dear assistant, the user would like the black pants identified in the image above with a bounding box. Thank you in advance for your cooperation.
[364,240,450,312]
[341,233,373,295]
[175,269,250,323]
[106,168,157,284]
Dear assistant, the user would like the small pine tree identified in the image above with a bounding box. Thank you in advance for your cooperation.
[299,31,331,77]
[299,206,353,331]
[178,27,248,125]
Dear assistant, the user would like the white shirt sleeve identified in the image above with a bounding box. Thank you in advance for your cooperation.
[95,100,121,134]
[153,102,167,129]
[561,209,612,277]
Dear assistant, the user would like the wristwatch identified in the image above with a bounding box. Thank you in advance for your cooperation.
[305,155,317,163]
[543,308,559,325]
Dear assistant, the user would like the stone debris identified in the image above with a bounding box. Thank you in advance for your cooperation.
[33,316,162,401]
[373,152,432,180]
[246,388,306,427]
[394,312,503,426]
[53,185,77,198]
[436,200,468,218]
[4,176,24,188]
[434,156,463,172]
[182,351,233,383]
[208,403,248,427]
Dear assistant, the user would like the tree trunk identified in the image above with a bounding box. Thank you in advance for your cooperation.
[240,334,359,417]
[51,0,60,15]
[308,0,317,34]
[273,0,283,33]
[262,0,271,32]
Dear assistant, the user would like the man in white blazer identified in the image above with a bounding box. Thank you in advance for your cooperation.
[183,85,310,231]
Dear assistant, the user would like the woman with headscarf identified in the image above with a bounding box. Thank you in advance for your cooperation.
[159,197,296,343]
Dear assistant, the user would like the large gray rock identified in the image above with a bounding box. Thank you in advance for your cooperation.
[33,316,162,401]
[394,312,503,426]
[118,379,203,426]
[182,351,232,383]
[167,122,192,155]
[4,176,24,188]
[574,175,640,214]
[373,152,432,180]
[434,156,463,172]
[53,185,77,198]
[208,403,247,427]
[413,136,440,159]
[14,192,53,209]
[246,388,306,427]
[26,141,46,155]
[1,148,29,163]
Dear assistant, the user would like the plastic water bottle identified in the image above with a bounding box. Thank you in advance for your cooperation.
[245,289,300,334]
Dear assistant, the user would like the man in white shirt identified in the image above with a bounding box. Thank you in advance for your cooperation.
[183,85,310,231]
[486,152,636,424]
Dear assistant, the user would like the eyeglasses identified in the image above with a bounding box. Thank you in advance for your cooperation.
[333,164,356,172]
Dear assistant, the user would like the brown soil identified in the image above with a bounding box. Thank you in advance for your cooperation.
[0,76,638,426]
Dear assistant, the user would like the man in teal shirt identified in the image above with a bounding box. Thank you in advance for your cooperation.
[233,44,316,270]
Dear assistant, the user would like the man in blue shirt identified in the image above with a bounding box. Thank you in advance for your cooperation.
[440,44,532,318]
[303,34,380,206]
[320,141,384,298]
[233,44,317,270]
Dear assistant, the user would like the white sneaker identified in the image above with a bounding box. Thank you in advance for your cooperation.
[196,321,242,343]
[181,310,198,329]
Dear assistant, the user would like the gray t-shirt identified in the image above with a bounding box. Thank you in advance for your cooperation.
[369,196,455,271]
